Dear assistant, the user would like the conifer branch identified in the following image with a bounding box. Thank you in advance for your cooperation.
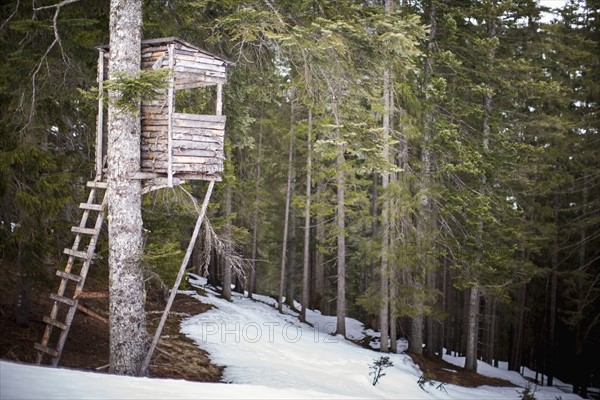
[261,0,285,27]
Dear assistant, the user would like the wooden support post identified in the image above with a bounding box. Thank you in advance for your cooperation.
[167,43,175,187]
[95,49,105,178]
[216,83,223,117]
[139,180,215,376]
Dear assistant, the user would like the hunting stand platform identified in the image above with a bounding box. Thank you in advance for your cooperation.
[35,37,232,368]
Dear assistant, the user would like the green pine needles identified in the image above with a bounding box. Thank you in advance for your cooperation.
[80,69,171,113]
[105,69,171,112]
[369,356,394,386]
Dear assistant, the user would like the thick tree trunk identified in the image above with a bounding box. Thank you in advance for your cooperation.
[107,0,146,376]
[300,109,312,322]
[409,310,424,355]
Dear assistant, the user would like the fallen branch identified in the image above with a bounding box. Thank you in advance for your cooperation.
[76,303,108,325]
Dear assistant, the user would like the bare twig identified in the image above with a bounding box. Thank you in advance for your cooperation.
[0,0,20,32]
[22,0,79,129]
[33,0,80,12]
[201,217,251,283]
[177,184,252,282]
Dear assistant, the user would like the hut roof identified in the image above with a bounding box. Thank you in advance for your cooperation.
[98,37,234,67]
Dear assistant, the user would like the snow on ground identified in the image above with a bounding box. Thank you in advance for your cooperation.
[0,274,585,399]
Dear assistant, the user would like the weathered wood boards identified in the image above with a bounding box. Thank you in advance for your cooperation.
[140,38,229,89]
[141,112,225,179]
[98,37,232,183]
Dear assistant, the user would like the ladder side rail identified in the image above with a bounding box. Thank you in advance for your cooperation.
[51,298,80,366]
[63,186,99,276]
[74,192,108,293]
[36,183,107,365]
[51,190,108,365]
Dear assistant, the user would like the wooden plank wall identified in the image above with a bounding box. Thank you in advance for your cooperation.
[141,45,227,84]
[141,111,225,177]
[137,43,227,180]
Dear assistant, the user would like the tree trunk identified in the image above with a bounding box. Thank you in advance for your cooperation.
[482,296,496,364]
[286,210,297,307]
[207,249,218,287]
[409,310,424,355]
[420,0,437,360]
[378,0,394,355]
[334,108,346,337]
[438,257,447,359]
[464,10,496,373]
[488,298,497,365]
[390,272,398,353]
[107,0,146,376]
[221,149,233,302]
[425,267,436,358]
[464,285,480,372]
[278,101,295,312]
[573,184,589,396]
[547,226,558,387]
[248,103,264,299]
[300,109,313,322]
[379,67,391,354]
[314,175,326,313]
[509,284,526,371]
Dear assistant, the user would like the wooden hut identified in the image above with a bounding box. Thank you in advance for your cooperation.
[96,37,233,186]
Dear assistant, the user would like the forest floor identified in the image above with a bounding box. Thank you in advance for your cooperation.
[0,260,221,382]
[0,259,512,389]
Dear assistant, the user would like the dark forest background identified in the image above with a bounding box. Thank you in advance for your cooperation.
[1,0,598,394]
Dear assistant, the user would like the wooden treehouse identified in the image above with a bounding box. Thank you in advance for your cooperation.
[97,37,233,186]
[35,37,232,367]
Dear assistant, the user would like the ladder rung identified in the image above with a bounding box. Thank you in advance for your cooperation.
[87,181,108,189]
[64,248,90,260]
[43,316,68,330]
[50,293,76,306]
[71,226,99,235]
[56,270,82,283]
[79,203,103,211]
[34,343,59,358]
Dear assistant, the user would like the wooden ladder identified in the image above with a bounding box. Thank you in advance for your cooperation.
[35,179,108,366]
